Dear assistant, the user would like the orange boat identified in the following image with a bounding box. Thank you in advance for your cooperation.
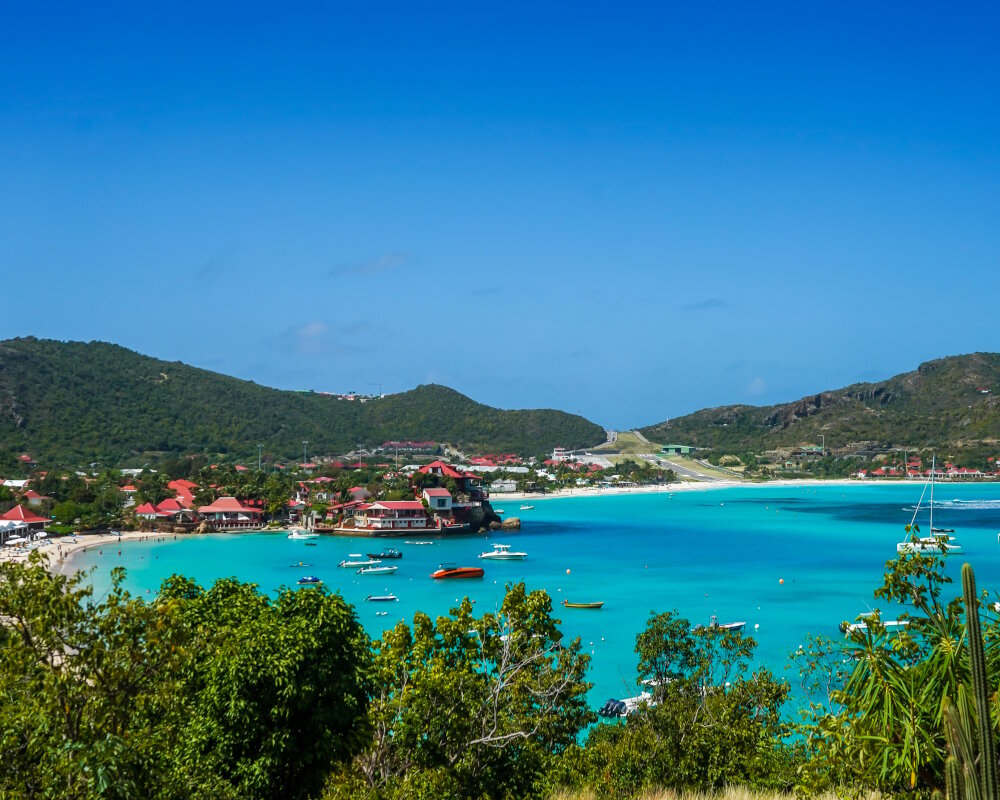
[430,564,485,579]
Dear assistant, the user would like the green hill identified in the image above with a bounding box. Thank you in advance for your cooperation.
[640,353,1000,456]
[0,338,606,466]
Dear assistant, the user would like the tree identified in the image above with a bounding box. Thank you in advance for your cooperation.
[0,554,372,800]
[570,611,795,797]
[346,583,593,799]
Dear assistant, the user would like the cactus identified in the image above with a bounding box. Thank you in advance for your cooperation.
[963,563,999,800]
[947,755,964,800]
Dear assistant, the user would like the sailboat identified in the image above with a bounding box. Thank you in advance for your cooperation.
[897,456,961,554]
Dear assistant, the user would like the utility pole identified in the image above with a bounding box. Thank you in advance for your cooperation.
[302,441,308,465]
[820,435,825,457]
[257,443,263,472]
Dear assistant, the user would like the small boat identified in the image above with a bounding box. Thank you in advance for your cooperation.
[297,576,322,585]
[519,505,534,510]
[431,564,485,579]
[495,509,505,514]
[694,615,745,633]
[289,561,313,568]
[597,698,627,718]
[340,559,381,568]
[367,547,403,559]
[366,594,399,602]
[931,527,956,534]
[305,542,318,546]
[358,565,398,576]
[287,528,319,540]
[405,540,434,545]
[561,600,604,609]
[376,611,389,616]
[479,543,528,561]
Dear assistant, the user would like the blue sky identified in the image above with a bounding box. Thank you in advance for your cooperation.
[2,2,999,428]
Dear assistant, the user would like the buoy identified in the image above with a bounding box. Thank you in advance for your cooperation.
[779,578,784,585]
[754,623,759,629]
[566,568,571,575]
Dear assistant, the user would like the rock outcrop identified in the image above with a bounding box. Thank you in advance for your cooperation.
[500,516,521,531]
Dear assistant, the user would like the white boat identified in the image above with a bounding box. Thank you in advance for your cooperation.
[366,594,399,602]
[340,559,381,568]
[479,543,528,561]
[287,528,319,540]
[519,505,534,510]
[897,456,962,554]
[358,565,398,575]
[693,615,746,633]
[404,540,434,545]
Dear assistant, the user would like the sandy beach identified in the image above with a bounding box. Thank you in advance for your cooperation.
[492,477,899,503]
[0,530,169,575]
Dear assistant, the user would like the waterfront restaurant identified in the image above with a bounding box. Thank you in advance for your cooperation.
[352,500,429,532]
[197,496,264,530]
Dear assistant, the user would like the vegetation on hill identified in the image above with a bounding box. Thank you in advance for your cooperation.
[641,353,1000,459]
[0,338,605,467]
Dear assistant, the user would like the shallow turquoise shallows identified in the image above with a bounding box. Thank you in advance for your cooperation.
[73,483,1000,709]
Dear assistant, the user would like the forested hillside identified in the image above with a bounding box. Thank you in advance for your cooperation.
[641,353,1000,456]
[0,338,605,466]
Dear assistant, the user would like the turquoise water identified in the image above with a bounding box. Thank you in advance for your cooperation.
[72,483,1000,708]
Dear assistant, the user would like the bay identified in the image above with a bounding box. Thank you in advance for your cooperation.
[72,482,1000,708]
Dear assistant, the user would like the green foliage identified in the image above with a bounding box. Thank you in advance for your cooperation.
[641,352,1000,456]
[0,554,371,799]
[337,582,594,799]
[0,337,606,465]
[796,552,1000,795]
[562,611,796,798]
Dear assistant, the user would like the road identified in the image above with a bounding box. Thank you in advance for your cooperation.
[635,452,721,482]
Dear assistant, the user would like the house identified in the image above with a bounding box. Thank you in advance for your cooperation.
[661,444,695,456]
[417,461,487,501]
[422,487,452,512]
[21,490,50,508]
[1,504,49,530]
[489,479,518,493]
[552,447,572,462]
[197,497,264,530]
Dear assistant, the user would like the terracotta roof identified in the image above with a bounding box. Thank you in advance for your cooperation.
[423,488,451,497]
[198,496,261,514]
[369,500,425,511]
[21,490,47,500]
[134,502,160,515]
[418,460,477,480]
[1,505,48,523]
[156,498,184,513]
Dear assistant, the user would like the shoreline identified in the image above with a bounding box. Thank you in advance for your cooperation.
[492,477,937,503]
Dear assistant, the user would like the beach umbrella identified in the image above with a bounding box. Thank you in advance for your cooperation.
[34,531,47,538]
[4,536,27,545]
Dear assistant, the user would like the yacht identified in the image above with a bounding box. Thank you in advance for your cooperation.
[339,558,381,568]
[287,528,319,540]
[430,564,485,579]
[478,543,527,561]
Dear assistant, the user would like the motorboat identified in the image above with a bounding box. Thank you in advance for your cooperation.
[519,505,534,510]
[430,564,485,579]
[358,565,398,576]
[405,540,434,545]
[479,543,527,561]
[561,600,604,609]
[366,547,403,559]
[297,575,322,585]
[366,594,399,602]
[340,558,381,568]
[597,698,627,718]
[694,615,745,633]
[287,528,319,540]
[495,509,505,515]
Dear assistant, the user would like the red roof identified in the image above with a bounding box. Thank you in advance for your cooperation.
[1,505,48,523]
[170,479,199,491]
[235,465,248,472]
[156,498,184,513]
[370,500,425,511]
[122,485,137,492]
[18,454,33,462]
[198,496,262,514]
[418,460,477,480]
[423,488,451,497]
[21,490,47,500]
[134,502,160,515]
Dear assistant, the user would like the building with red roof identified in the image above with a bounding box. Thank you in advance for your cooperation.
[1,504,49,529]
[21,489,51,508]
[197,497,263,529]
[351,500,429,532]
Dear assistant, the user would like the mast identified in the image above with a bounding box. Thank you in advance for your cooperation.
[929,454,935,532]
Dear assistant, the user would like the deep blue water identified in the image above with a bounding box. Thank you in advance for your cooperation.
[72,483,1000,709]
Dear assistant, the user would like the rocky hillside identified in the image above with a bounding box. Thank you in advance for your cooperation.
[641,353,1000,456]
